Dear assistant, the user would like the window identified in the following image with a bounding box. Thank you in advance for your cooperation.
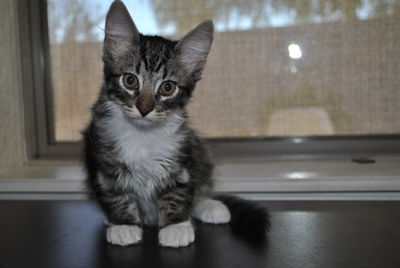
[19,0,400,159]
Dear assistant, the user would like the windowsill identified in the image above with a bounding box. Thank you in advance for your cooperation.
[1,156,400,200]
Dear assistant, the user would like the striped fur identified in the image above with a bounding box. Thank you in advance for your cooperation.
[83,1,269,248]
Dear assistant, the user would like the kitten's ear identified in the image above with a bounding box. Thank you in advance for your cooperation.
[104,1,139,54]
[176,20,214,80]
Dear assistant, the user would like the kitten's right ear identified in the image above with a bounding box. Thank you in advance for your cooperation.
[176,20,214,81]
[104,0,139,54]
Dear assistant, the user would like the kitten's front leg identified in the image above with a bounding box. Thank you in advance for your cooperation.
[100,194,143,246]
[158,186,195,248]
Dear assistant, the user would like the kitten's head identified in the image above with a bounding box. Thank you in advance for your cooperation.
[101,1,213,126]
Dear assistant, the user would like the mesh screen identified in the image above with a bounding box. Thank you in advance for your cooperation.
[48,0,400,141]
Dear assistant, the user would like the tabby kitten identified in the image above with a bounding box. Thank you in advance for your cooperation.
[84,0,269,248]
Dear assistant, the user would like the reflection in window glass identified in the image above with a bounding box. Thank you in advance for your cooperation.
[48,0,400,141]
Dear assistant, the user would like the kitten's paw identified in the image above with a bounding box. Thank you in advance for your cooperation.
[159,221,195,248]
[192,198,231,224]
[106,225,142,246]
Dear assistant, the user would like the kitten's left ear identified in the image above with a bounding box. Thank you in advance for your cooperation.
[104,1,140,55]
[176,20,214,80]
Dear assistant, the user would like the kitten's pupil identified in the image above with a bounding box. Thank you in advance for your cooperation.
[127,76,134,85]
[164,83,172,91]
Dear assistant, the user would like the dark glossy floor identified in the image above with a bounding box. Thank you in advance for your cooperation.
[1,200,400,268]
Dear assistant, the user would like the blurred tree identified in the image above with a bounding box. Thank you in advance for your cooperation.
[149,0,267,33]
[48,0,104,44]
[270,0,400,21]
[149,0,400,33]
[268,0,362,21]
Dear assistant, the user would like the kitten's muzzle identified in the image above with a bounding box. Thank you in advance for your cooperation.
[136,91,155,117]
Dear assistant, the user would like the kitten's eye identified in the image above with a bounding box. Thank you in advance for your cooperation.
[122,74,139,90]
[159,81,177,96]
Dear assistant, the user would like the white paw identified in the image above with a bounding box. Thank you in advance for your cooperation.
[192,198,231,224]
[106,225,142,246]
[159,221,195,248]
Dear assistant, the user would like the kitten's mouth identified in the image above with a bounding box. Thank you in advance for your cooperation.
[124,111,154,121]
[122,108,163,127]
[122,107,149,119]
[125,114,158,128]
[121,105,168,127]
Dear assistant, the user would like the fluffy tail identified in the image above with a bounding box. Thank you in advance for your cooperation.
[215,195,271,242]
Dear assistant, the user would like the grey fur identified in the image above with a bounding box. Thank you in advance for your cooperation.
[84,1,270,248]
[84,1,214,233]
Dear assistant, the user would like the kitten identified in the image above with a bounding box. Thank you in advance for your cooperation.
[83,0,269,248]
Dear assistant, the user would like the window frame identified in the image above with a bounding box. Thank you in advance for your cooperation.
[18,0,77,159]
[17,0,400,161]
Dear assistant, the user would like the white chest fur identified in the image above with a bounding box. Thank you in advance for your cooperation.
[100,104,184,197]
[98,103,186,225]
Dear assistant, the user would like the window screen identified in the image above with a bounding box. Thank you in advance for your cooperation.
[47,0,400,141]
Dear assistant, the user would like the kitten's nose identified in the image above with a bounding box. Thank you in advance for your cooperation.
[138,108,151,117]
[136,91,155,117]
